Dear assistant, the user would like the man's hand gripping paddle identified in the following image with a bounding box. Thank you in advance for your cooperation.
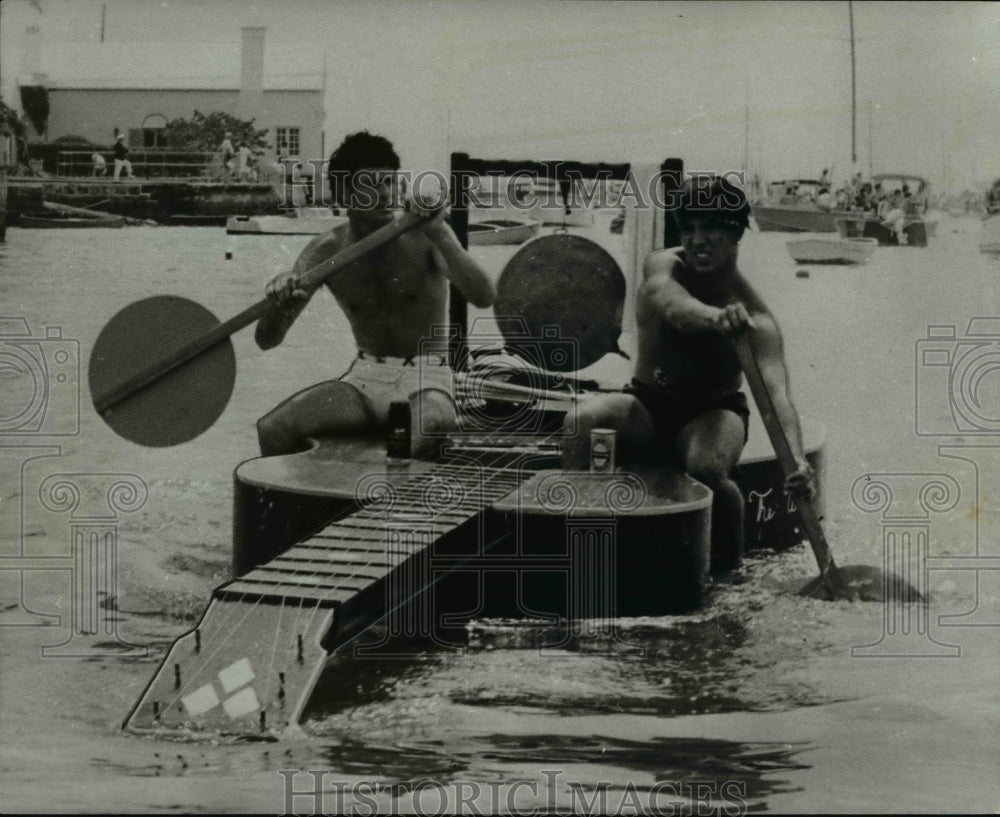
[733,334,922,603]
[89,210,427,447]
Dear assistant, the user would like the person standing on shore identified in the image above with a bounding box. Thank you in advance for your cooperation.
[561,176,815,575]
[236,141,253,182]
[112,134,133,181]
[254,131,496,457]
[91,151,107,177]
[219,132,235,180]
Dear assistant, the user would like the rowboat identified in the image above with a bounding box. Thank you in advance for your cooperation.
[786,237,878,264]
[18,213,125,229]
[226,207,347,235]
[467,218,541,246]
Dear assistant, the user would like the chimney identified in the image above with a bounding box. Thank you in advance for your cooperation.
[20,25,47,85]
[235,26,265,123]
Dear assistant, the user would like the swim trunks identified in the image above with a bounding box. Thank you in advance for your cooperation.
[338,352,454,423]
[624,378,750,458]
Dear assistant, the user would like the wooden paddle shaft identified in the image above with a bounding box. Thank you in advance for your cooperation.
[454,373,579,404]
[733,334,852,600]
[93,210,426,414]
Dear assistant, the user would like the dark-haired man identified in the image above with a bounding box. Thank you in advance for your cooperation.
[562,176,814,573]
[255,131,496,456]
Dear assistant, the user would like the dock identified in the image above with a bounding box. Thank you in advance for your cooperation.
[4,176,284,223]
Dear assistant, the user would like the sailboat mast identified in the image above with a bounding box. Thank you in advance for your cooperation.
[849,0,857,164]
[743,81,750,179]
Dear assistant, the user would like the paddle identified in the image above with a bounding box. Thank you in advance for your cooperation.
[89,209,427,447]
[733,333,919,603]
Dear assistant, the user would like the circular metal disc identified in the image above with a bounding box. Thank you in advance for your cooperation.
[495,234,626,372]
[89,295,237,447]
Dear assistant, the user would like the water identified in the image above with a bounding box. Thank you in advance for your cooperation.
[1,216,998,812]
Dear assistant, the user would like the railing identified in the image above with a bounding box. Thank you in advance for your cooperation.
[55,149,229,180]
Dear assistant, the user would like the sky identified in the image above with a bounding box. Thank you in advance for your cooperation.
[2,0,999,192]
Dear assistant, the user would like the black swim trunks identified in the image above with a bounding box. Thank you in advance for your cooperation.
[624,378,750,458]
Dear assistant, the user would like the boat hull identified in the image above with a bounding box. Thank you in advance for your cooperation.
[752,204,856,233]
[467,219,542,246]
[18,214,125,228]
[226,211,346,235]
[786,237,878,264]
[232,418,825,615]
[836,216,928,247]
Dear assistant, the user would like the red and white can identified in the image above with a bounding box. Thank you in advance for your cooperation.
[589,428,616,473]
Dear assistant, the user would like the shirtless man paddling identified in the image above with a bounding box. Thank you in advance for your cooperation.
[255,132,495,457]
[563,175,814,573]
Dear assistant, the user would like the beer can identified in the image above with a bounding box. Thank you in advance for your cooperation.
[589,428,616,473]
[386,400,412,461]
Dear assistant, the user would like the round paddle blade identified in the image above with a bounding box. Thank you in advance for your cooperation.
[495,234,626,372]
[89,295,237,447]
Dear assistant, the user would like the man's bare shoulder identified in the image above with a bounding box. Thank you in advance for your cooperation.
[293,222,354,272]
[642,247,685,280]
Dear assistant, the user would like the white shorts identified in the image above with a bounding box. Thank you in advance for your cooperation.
[338,354,454,423]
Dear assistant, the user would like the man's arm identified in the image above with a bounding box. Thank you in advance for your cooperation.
[422,216,496,308]
[639,250,753,334]
[254,234,332,349]
[745,313,815,497]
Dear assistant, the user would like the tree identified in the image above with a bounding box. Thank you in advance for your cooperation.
[161,110,269,151]
[0,100,27,141]
[19,85,48,140]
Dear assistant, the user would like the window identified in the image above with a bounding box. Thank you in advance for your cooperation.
[276,127,300,158]
[140,114,167,149]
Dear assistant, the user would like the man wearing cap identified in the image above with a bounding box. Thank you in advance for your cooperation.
[112,134,133,180]
[562,175,814,575]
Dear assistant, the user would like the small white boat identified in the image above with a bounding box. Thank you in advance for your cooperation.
[467,218,541,246]
[226,208,346,235]
[786,237,878,264]
[530,179,596,227]
[979,212,1000,254]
